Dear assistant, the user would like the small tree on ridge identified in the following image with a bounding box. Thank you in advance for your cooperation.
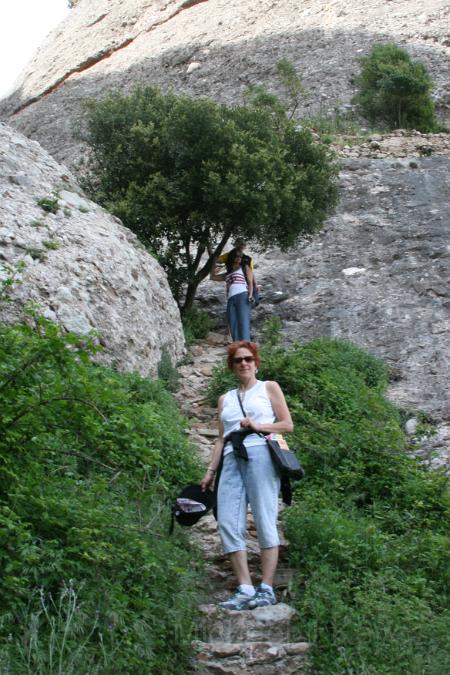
[353,43,438,132]
[81,86,338,312]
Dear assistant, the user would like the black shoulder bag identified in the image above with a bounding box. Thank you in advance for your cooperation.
[236,390,304,505]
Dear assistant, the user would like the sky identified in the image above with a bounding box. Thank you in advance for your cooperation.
[0,0,70,98]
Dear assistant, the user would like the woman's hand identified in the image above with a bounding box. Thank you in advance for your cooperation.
[200,472,215,491]
[240,416,261,432]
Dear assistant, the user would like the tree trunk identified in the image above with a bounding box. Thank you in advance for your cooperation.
[181,233,232,314]
[182,278,202,314]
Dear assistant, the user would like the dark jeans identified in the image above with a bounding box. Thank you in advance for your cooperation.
[227,291,251,341]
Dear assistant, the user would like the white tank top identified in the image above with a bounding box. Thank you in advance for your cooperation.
[221,380,276,455]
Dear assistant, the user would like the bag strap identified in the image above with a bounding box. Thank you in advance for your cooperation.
[237,390,293,505]
[236,389,247,417]
[236,389,265,440]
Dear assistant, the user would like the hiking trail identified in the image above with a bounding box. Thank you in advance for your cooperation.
[175,332,310,674]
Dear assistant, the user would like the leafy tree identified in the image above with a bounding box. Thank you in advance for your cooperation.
[353,43,438,131]
[80,86,338,312]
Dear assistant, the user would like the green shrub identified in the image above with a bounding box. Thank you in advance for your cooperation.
[157,346,180,392]
[295,563,450,675]
[37,197,59,214]
[182,306,214,345]
[0,315,203,672]
[353,43,439,132]
[42,239,60,250]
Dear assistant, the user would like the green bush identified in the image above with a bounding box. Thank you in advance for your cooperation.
[353,43,439,132]
[37,197,59,214]
[0,315,203,672]
[182,306,214,345]
[296,563,450,675]
[157,346,180,392]
[207,333,450,673]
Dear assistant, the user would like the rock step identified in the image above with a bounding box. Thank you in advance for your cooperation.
[193,640,309,674]
[198,604,298,643]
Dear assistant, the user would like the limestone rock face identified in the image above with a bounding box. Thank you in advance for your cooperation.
[1,0,449,167]
[0,122,184,376]
[200,148,450,423]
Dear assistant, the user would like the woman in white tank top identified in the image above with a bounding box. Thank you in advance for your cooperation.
[200,340,294,611]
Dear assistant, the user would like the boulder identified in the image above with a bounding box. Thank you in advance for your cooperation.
[0,122,184,376]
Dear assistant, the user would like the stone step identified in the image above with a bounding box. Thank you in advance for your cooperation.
[192,640,309,674]
[198,603,297,644]
[191,427,218,438]
[205,332,229,346]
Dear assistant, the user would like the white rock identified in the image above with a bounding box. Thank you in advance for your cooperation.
[186,62,201,74]
[405,418,418,435]
[342,267,366,276]
[59,189,91,212]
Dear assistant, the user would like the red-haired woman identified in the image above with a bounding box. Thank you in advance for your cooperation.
[200,341,293,610]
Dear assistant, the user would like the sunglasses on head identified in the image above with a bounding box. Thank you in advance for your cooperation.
[233,356,255,364]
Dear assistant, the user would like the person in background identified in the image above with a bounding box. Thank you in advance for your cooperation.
[200,341,294,611]
[217,238,254,273]
[210,249,254,341]
[218,238,260,301]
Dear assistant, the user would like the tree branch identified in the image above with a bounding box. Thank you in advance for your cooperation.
[2,396,108,430]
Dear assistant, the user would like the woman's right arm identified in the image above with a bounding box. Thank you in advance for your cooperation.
[200,395,225,491]
[209,259,227,282]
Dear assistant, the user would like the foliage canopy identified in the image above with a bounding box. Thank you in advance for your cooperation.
[353,43,439,132]
[80,86,338,311]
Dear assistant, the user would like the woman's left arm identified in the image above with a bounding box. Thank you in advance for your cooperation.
[240,381,294,434]
[245,265,254,300]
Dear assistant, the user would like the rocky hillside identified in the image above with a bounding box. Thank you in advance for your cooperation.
[200,131,450,466]
[0,0,449,167]
[0,122,184,376]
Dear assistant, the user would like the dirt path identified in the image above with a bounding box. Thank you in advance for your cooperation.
[175,333,310,673]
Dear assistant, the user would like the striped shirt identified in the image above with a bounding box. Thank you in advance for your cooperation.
[226,269,248,298]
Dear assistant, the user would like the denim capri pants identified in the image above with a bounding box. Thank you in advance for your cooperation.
[217,443,281,554]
